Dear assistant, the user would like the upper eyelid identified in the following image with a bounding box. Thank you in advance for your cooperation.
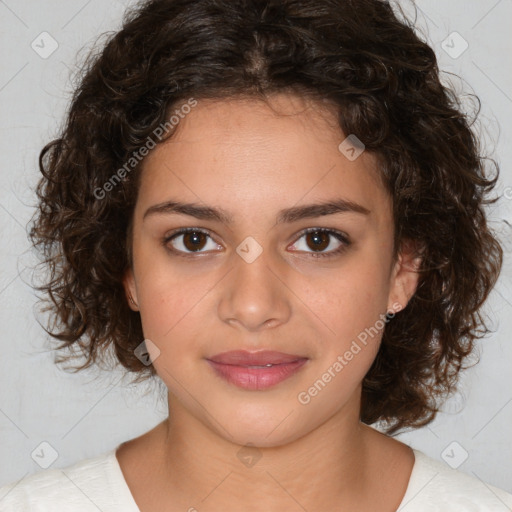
[298,227,350,242]
[165,227,220,244]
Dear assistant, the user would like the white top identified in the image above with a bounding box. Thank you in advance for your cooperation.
[1,447,511,511]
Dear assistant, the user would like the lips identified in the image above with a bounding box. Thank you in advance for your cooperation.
[206,350,309,390]
[207,350,306,366]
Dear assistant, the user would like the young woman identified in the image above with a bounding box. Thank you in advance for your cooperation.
[1,0,511,510]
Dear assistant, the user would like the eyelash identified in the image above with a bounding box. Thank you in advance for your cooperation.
[162,227,351,259]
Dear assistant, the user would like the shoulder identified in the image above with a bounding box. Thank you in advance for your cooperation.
[398,449,512,511]
[0,448,135,512]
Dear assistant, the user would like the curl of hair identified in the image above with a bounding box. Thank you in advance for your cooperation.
[30,0,503,433]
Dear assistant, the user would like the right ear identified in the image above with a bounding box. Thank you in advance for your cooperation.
[123,267,139,311]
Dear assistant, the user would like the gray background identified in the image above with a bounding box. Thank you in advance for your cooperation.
[1,0,511,495]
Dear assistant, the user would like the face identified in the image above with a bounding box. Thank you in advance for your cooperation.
[124,93,420,447]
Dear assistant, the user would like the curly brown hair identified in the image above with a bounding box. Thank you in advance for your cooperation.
[29,0,503,434]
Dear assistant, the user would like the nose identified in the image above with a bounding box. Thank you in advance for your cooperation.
[217,243,292,332]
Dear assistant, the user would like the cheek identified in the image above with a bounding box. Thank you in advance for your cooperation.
[296,257,391,397]
[138,278,203,342]
[304,256,391,343]
[133,249,209,350]
[295,268,388,408]
[137,283,208,382]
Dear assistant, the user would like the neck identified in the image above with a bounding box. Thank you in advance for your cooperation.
[155,393,380,512]
[118,389,415,512]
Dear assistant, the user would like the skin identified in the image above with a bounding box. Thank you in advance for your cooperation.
[120,93,422,512]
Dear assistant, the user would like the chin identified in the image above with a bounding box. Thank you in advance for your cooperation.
[206,404,314,450]
[227,425,305,450]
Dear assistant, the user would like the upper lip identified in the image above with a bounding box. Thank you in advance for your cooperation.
[207,350,307,366]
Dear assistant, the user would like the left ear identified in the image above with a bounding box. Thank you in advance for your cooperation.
[387,238,423,313]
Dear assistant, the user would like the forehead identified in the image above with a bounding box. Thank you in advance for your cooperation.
[137,94,391,224]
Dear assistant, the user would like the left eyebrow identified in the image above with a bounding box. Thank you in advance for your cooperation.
[276,199,371,223]
[142,198,371,224]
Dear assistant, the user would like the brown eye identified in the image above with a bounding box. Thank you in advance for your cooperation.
[164,228,221,255]
[305,231,330,252]
[289,228,350,258]
[182,231,208,252]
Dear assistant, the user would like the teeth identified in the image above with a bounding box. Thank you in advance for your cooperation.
[247,364,274,368]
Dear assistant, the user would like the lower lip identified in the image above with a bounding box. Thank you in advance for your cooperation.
[206,359,308,390]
